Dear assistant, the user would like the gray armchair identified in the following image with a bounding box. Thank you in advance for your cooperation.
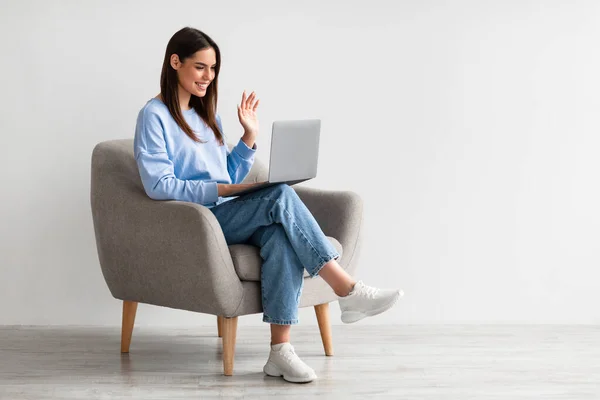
[90,139,364,376]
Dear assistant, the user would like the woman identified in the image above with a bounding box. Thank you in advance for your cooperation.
[133,27,403,384]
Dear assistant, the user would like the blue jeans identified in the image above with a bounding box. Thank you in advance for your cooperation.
[209,183,341,325]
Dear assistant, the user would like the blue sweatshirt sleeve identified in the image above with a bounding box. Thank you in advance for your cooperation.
[134,109,219,205]
[217,115,257,184]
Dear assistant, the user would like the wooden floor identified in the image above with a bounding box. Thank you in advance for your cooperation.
[1,324,599,399]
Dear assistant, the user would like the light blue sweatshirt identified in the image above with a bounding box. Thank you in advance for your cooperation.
[133,98,257,208]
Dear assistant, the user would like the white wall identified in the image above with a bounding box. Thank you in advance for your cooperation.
[1,0,599,326]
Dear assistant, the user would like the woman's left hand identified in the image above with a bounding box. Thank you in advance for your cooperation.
[238,90,260,137]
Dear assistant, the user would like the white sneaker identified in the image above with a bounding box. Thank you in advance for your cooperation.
[263,342,317,383]
[338,280,403,324]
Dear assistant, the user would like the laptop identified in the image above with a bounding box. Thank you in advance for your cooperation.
[226,119,321,197]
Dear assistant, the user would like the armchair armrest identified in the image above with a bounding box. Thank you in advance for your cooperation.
[292,186,364,273]
[92,195,243,317]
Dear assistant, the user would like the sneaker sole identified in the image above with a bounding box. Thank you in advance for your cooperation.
[340,290,402,324]
[263,361,317,383]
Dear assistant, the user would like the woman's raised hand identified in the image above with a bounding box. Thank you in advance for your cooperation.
[237,90,260,137]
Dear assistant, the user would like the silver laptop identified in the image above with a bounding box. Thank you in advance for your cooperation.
[226,119,321,197]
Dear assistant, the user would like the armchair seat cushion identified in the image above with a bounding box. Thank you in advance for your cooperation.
[228,237,343,282]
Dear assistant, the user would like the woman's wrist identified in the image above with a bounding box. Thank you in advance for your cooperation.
[217,183,229,197]
[241,132,257,148]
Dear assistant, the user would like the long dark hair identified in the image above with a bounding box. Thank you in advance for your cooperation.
[160,27,223,145]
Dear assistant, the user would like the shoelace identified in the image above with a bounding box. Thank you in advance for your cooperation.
[361,284,380,299]
[281,347,298,364]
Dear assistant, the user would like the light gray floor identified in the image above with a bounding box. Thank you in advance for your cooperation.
[1,324,599,399]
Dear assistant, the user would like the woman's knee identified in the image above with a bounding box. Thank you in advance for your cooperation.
[270,183,297,199]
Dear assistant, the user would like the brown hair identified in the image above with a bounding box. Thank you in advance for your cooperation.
[160,27,224,145]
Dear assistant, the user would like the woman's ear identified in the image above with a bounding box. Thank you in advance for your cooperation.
[169,54,181,70]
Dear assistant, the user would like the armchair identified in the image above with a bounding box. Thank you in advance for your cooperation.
[90,139,364,375]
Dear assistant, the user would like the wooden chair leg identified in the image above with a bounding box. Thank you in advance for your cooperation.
[314,303,334,356]
[217,315,224,338]
[121,300,138,353]
[222,317,238,376]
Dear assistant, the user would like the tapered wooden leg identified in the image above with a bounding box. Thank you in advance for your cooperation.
[121,300,138,353]
[217,316,224,338]
[314,303,334,356]
[222,317,238,376]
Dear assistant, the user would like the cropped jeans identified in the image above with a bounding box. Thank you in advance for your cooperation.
[209,183,341,325]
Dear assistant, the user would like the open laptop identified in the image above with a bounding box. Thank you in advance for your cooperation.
[226,119,321,197]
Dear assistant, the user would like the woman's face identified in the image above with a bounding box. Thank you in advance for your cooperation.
[171,47,217,97]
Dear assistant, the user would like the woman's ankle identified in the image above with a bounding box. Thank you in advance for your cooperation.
[335,281,356,297]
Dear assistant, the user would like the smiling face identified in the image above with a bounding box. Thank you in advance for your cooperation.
[170,47,217,98]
